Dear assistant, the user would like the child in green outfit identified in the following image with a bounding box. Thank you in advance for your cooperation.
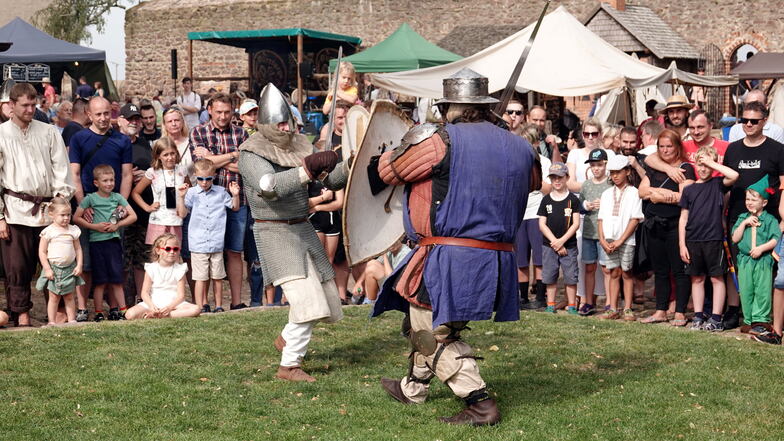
[731,176,781,334]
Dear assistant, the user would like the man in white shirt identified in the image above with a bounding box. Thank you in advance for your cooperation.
[728,89,784,143]
[176,77,202,130]
[0,83,74,326]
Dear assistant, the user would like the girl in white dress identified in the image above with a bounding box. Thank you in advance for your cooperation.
[125,233,201,319]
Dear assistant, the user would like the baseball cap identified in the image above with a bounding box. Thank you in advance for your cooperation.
[239,100,258,116]
[584,148,608,163]
[548,162,569,177]
[607,155,630,171]
[120,103,141,119]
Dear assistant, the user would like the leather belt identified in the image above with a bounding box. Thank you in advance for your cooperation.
[419,236,514,252]
[255,217,309,225]
[3,190,53,216]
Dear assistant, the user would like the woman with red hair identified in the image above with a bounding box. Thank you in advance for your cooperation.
[638,130,695,325]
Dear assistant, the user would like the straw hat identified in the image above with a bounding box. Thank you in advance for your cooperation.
[660,94,691,112]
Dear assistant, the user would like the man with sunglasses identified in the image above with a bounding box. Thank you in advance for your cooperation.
[728,90,784,144]
[723,101,784,333]
[502,99,525,135]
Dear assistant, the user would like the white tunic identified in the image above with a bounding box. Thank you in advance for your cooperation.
[0,119,74,226]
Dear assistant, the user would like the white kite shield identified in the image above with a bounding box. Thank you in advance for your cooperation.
[342,100,412,266]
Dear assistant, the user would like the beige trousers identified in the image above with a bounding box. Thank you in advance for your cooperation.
[400,304,486,403]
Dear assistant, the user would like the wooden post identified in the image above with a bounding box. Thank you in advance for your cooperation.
[188,40,193,80]
[297,33,304,116]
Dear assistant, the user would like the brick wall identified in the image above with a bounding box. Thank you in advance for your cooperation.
[125,0,784,99]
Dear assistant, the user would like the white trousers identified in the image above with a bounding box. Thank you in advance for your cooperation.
[280,321,315,367]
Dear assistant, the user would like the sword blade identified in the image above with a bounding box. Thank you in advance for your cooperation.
[325,46,344,151]
[494,0,550,115]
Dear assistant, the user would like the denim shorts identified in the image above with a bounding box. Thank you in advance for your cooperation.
[581,238,600,264]
[224,205,248,253]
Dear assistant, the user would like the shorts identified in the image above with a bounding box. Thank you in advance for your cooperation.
[581,238,601,264]
[35,260,85,295]
[191,251,226,281]
[775,262,784,290]
[145,224,183,245]
[542,245,579,285]
[514,218,543,267]
[224,205,248,253]
[598,240,635,271]
[309,210,341,236]
[90,238,124,285]
[686,240,727,277]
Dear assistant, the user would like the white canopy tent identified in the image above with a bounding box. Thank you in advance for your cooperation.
[626,61,738,89]
[372,6,664,99]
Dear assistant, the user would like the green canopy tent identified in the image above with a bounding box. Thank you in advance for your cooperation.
[328,23,462,73]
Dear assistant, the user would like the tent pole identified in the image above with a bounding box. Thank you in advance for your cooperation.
[188,40,193,80]
[297,33,304,115]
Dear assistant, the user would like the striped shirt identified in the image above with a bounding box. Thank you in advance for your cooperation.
[189,121,248,205]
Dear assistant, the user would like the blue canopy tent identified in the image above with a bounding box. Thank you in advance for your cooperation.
[0,17,116,98]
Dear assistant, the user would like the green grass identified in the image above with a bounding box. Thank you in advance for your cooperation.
[2,307,784,440]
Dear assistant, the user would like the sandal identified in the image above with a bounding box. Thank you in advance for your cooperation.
[640,315,668,324]
[670,319,688,327]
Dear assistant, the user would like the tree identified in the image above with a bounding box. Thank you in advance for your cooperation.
[32,0,131,44]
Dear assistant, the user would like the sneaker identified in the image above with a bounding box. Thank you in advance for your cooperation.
[522,299,546,310]
[689,318,705,331]
[753,330,783,345]
[749,324,769,336]
[702,318,724,332]
[578,304,595,317]
[622,309,636,321]
[213,306,225,313]
[544,305,556,314]
[201,304,211,314]
[230,303,247,310]
[722,311,740,330]
[598,309,619,320]
[566,306,578,315]
[76,309,89,322]
[108,308,121,321]
[94,312,106,322]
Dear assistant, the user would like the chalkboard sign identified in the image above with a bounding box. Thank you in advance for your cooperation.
[3,64,26,81]
[26,63,50,82]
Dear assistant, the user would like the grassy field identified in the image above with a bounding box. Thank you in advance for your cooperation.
[2,306,784,441]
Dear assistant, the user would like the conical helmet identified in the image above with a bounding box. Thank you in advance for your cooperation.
[258,83,294,131]
[0,78,16,103]
[435,67,498,105]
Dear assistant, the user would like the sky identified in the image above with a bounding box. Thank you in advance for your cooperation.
[83,0,138,80]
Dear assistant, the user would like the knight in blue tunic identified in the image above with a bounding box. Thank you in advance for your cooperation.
[368,68,537,426]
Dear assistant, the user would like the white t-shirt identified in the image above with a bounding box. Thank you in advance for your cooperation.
[566,148,616,184]
[597,185,644,245]
[524,155,552,220]
[177,92,202,130]
[142,262,188,308]
[40,224,81,265]
[144,166,187,226]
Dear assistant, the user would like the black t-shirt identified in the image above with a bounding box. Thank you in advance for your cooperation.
[723,137,784,225]
[61,121,85,148]
[131,137,153,225]
[644,162,696,219]
[679,177,727,241]
[537,192,581,248]
[139,128,161,145]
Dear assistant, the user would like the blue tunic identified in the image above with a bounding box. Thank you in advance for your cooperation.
[373,121,534,328]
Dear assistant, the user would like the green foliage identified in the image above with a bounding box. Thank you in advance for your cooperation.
[31,0,129,44]
[1,307,784,440]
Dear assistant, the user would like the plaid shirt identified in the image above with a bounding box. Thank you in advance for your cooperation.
[189,121,249,205]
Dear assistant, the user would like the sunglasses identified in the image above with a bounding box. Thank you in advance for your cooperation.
[158,246,180,253]
[195,176,214,182]
[506,110,523,116]
[583,131,600,138]
[740,117,763,125]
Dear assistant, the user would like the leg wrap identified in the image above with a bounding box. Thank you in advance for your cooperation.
[464,388,491,406]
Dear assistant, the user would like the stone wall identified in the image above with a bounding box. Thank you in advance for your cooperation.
[125,0,784,99]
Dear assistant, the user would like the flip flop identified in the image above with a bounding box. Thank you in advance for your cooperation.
[640,315,668,324]
[670,319,688,327]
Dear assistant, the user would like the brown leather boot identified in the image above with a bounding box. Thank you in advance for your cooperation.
[276,366,316,383]
[380,378,413,404]
[274,334,286,352]
[439,398,501,426]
